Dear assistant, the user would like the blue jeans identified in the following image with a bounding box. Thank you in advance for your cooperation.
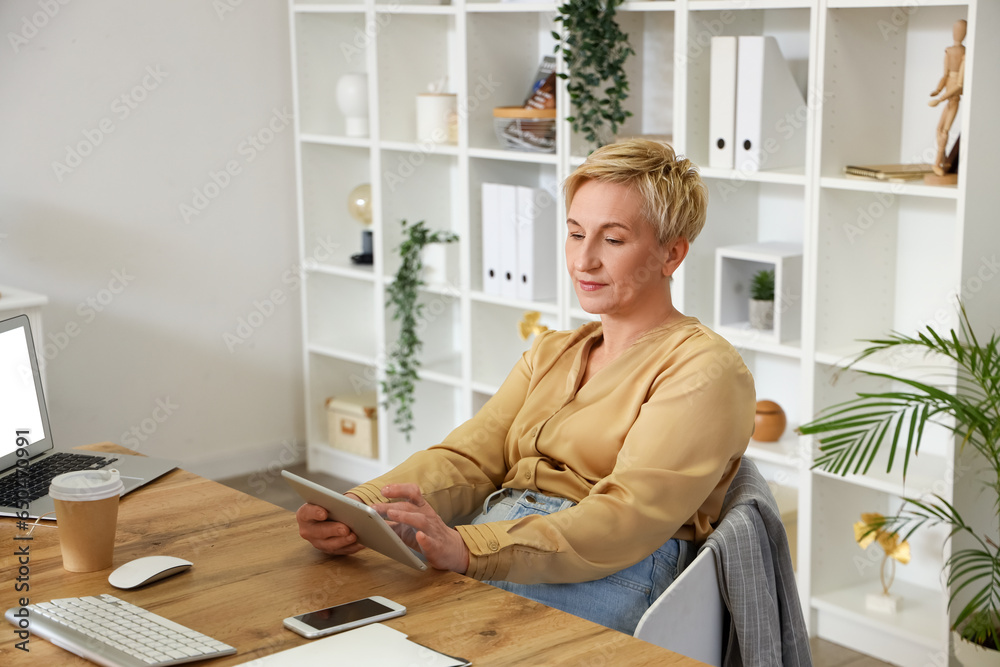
[470,488,691,635]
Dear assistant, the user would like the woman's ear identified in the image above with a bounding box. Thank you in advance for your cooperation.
[662,237,690,278]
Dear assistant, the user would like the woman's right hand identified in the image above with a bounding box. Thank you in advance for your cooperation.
[295,494,366,556]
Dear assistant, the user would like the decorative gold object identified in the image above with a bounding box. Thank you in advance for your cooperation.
[518,311,549,341]
[855,512,910,612]
[348,183,373,265]
[347,183,372,225]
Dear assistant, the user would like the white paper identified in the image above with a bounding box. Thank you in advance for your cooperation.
[238,623,468,666]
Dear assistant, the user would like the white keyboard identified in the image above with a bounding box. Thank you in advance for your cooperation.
[5,594,236,666]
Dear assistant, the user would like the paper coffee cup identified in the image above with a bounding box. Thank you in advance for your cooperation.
[50,469,124,572]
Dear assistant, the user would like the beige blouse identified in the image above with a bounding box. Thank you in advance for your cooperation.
[350,317,756,585]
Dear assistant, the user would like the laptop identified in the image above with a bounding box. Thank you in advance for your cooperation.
[0,314,178,519]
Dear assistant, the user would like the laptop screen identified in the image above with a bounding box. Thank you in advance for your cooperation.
[0,315,53,467]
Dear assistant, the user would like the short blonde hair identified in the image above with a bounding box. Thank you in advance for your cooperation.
[563,140,708,245]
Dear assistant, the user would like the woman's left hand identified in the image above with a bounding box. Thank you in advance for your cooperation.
[373,483,470,574]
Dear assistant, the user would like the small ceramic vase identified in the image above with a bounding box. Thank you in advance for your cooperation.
[749,299,774,330]
[753,400,786,442]
[336,73,369,138]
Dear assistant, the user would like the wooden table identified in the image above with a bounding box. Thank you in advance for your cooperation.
[0,444,701,665]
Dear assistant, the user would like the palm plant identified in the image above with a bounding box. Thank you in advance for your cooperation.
[798,305,1000,650]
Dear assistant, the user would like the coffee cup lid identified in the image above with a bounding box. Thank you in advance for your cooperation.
[49,469,125,502]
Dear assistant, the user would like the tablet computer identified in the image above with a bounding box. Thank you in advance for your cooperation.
[282,470,428,571]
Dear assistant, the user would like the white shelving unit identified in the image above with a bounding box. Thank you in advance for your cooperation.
[288,1,1000,663]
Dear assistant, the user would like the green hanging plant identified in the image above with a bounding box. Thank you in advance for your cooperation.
[382,220,458,441]
[553,0,635,148]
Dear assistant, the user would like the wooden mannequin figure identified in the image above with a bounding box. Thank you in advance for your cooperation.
[928,19,966,179]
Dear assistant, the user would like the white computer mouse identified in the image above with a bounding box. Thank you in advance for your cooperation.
[108,556,193,589]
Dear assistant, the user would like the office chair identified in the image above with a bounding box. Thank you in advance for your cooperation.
[634,459,811,667]
[633,547,725,667]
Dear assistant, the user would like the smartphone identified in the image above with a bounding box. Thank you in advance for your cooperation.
[282,596,406,639]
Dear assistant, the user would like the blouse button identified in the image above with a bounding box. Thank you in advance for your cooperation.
[523,471,531,480]
[488,541,499,552]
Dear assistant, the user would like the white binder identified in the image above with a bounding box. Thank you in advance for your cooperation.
[709,36,738,169]
[515,185,556,302]
[481,182,502,295]
[497,183,519,299]
[734,36,806,173]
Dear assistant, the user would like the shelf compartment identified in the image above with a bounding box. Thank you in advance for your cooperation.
[380,149,461,285]
[300,143,373,273]
[294,12,371,137]
[466,11,557,154]
[810,474,951,630]
[715,242,803,345]
[468,158,560,296]
[568,10,675,159]
[740,347,804,438]
[306,272,378,359]
[818,5,967,181]
[681,7,812,170]
[676,180,804,323]
[377,14,458,144]
[385,287,463,380]
[814,188,960,354]
[470,301,557,389]
[809,363,955,497]
[306,353,379,455]
[384,378,462,466]
[813,580,946,664]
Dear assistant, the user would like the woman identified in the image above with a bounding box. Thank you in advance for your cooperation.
[297,139,756,634]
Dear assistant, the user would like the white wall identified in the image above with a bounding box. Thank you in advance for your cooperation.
[0,1,303,478]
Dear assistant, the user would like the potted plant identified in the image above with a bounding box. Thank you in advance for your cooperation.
[798,306,999,662]
[553,0,635,148]
[382,220,458,441]
[749,268,775,330]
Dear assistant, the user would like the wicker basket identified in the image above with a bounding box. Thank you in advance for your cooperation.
[493,107,557,153]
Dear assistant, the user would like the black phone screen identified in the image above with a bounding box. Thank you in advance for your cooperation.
[295,599,394,630]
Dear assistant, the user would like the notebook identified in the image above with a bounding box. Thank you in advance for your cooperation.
[842,163,934,181]
[0,314,178,519]
[237,623,470,666]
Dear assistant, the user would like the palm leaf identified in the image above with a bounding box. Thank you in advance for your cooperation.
[800,304,1000,646]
